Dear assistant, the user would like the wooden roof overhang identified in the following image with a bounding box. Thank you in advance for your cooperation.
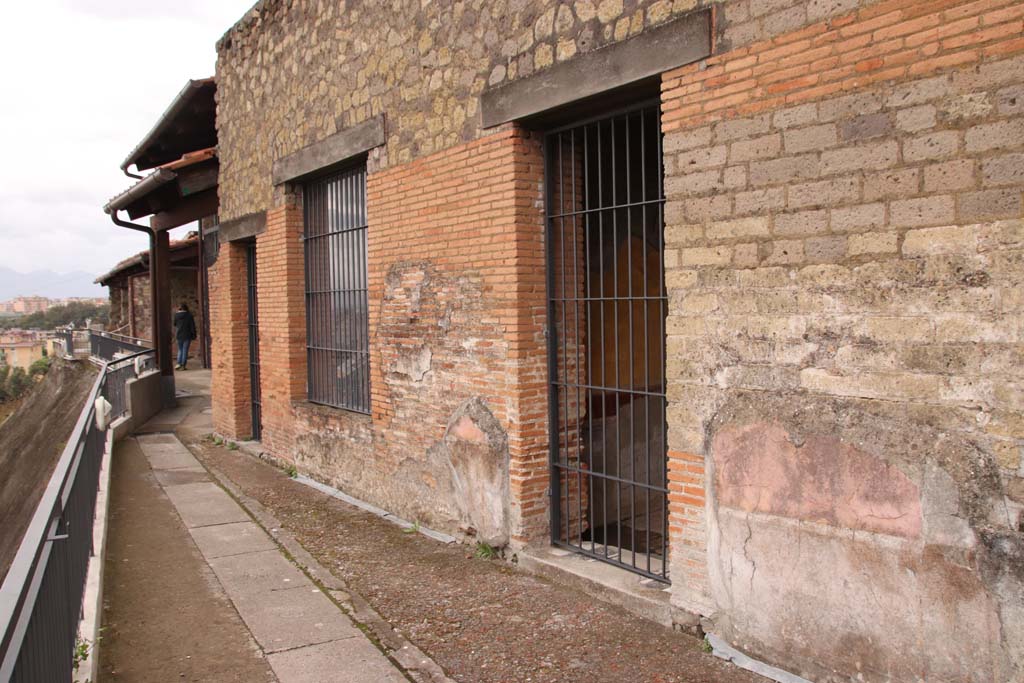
[120,78,216,176]
[103,148,218,231]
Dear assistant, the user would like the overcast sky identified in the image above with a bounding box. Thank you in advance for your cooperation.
[0,0,255,278]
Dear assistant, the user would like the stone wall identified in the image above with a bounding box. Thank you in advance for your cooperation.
[211,0,1024,680]
[660,0,1024,679]
[214,0,866,222]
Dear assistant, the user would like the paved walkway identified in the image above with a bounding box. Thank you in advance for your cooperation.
[101,382,410,682]
[102,371,760,683]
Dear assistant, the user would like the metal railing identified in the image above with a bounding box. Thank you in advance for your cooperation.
[0,347,154,681]
[103,352,156,420]
[88,331,149,362]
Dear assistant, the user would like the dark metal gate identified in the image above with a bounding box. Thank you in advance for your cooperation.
[545,102,669,582]
[246,241,262,441]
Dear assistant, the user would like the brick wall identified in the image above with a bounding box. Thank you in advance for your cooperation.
[661,0,1023,679]
[210,240,253,438]
[232,128,550,545]
[254,198,307,453]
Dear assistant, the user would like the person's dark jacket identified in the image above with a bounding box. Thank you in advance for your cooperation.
[174,310,197,343]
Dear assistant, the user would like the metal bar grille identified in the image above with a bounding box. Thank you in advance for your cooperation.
[545,102,669,583]
[246,241,262,441]
[303,166,371,413]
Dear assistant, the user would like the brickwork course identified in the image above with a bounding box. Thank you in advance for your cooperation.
[208,0,1024,681]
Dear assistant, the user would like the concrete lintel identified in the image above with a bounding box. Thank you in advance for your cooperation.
[219,211,267,243]
[480,8,711,128]
[272,115,385,185]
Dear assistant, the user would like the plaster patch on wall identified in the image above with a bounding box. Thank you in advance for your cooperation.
[440,397,510,546]
[390,345,433,382]
[712,421,922,538]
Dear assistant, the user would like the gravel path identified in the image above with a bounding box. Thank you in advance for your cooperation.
[185,436,762,683]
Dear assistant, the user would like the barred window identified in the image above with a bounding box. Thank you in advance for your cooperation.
[303,166,370,413]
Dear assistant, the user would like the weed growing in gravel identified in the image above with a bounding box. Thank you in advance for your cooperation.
[402,520,420,534]
[701,637,713,654]
[212,435,224,446]
[474,542,497,560]
[285,464,298,478]
[227,441,239,451]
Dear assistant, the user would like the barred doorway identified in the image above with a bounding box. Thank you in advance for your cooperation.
[246,240,262,441]
[545,102,669,583]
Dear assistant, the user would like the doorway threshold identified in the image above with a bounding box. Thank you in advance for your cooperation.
[517,545,691,630]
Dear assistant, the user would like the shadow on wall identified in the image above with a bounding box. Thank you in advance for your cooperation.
[703,392,1023,683]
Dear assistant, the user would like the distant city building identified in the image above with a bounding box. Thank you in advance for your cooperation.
[0,341,46,370]
[0,296,106,315]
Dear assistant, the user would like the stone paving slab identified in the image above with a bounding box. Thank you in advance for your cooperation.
[268,638,410,683]
[162,481,251,528]
[138,443,203,471]
[136,433,179,445]
[209,549,312,597]
[130,425,412,682]
[154,466,210,487]
[191,521,277,559]
[229,585,361,653]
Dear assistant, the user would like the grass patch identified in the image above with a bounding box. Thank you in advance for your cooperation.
[474,542,498,560]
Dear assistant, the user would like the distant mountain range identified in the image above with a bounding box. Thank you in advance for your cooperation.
[0,266,105,301]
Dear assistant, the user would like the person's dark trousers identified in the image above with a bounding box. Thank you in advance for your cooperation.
[177,339,191,368]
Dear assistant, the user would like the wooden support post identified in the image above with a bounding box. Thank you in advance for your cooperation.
[150,229,176,407]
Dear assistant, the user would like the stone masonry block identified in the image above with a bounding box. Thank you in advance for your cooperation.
[789,177,860,208]
[821,141,898,175]
[774,209,829,237]
[761,239,805,265]
[838,113,892,142]
[959,189,1023,222]
[735,188,785,216]
[831,203,886,232]
[665,127,713,152]
[896,105,937,132]
[965,119,1024,153]
[849,231,899,256]
[996,84,1024,116]
[749,154,820,186]
[784,124,838,153]
[805,236,847,264]
[819,92,883,122]
[924,159,976,192]
[885,75,952,108]
[864,169,921,201]
[676,145,727,172]
[902,225,979,257]
[772,103,818,129]
[730,134,782,162]
[714,115,771,143]
[981,153,1024,188]
[903,131,960,162]
[707,217,770,240]
[890,196,955,227]
[679,246,732,266]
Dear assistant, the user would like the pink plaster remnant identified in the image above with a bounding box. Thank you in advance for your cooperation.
[451,415,487,444]
[712,422,922,538]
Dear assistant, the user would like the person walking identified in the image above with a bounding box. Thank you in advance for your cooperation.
[174,303,197,370]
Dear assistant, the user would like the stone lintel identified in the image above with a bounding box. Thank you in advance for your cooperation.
[219,211,267,243]
[272,115,386,185]
[480,9,712,128]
